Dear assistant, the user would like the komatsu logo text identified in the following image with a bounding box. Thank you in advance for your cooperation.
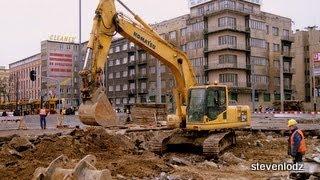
[133,32,156,50]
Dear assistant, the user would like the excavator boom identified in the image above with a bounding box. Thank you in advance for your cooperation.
[78,0,196,127]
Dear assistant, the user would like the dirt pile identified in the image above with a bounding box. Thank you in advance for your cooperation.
[0,129,318,180]
[0,128,168,180]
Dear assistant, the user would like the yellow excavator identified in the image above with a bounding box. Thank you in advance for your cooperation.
[79,0,251,157]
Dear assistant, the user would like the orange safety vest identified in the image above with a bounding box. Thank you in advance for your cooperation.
[290,129,307,154]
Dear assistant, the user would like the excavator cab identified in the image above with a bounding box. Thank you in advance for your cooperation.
[187,86,227,124]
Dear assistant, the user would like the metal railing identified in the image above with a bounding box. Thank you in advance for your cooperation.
[207,44,250,52]
[206,25,250,34]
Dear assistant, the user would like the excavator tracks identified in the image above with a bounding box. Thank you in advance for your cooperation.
[203,131,236,158]
[151,130,236,158]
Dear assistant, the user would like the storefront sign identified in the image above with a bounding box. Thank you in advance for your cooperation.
[49,35,76,43]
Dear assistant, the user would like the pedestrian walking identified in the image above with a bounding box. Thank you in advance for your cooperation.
[39,107,49,129]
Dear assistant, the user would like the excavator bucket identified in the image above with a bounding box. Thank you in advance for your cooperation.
[79,87,118,127]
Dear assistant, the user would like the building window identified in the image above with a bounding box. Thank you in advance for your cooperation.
[123,84,128,91]
[273,44,280,52]
[251,57,267,66]
[218,17,236,27]
[116,98,121,105]
[219,0,236,9]
[108,73,113,79]
[108,86,113,92]
[129,69,135,76]
[109,60,114,67]
[109,48,113,54]
[116,85,121,91]
[181,28,187,37]
[129,83,135,90]
[169,31,177,39]
[266,25,269,34]
[122,71,128,77]
[161,65,166,73]
[181,44,187,51]
[219,55,237,64]
[123,57,128,64]
[191,57,204,67]
[129,42,134,48]
[115,46,120,52]
[187,39,204,50]
[250,38,266,48]
[115,59,121,65]
[197,6,205,16]
[129,55,135,62]
[140,82,147,90]
[140,67,147,75]
[253,75,268,84]
[274,93,280,100]
[272,27,279,36]
[122,44,128,51]
[123,98,128,104]
[129,97,135,104]
[140,53,146,60]
[218,36,237,45]
[149,81,156,90]
[283,29,290,37]
[231,92,238,101]
[187,22,204,33]
[264,93,271,102]
[249,20,266,30]
[219,74,238,85]
[150,66,156,74]
[116,72,120,78]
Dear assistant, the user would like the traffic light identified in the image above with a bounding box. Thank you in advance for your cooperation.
[30,70,36,81]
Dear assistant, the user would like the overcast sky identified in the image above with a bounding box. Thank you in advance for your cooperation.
[0,0,319,67]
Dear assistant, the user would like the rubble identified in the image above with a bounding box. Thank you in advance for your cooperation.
[168,157,191,166]
[8,137,34,152]
[0,129,318,179]
[220,152,244,165]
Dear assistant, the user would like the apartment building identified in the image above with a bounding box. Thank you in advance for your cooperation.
[293,27,320,110]
[103,0,295,111]
[106,15,188,110]
[0,66,9,105]
[8,54,42,111]
[40,39,80,108]
[187,0,294,110]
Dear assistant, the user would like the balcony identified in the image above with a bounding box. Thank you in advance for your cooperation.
[205,63,248,71]
[128,60,136,66]
[254,83,268,90]
[128,89,136,95]
[139,89,148,94]
[128,75,136,81]
[138,74,148,79]
[282,51,294,58]
[281,35,294,43]
[284,84,294,90]
[128,46,136,52]
[204,6,254,18]
[205,25,250,35]
[283,68,295,74]
[205,44,250,54]
[138,59,147,65]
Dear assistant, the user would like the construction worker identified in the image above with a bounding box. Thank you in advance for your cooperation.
[288,119,307,180]
[288,119,307,163]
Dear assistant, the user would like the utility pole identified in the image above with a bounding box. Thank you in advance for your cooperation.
[77,0,82,107]
[280,56,284,112]
[312,58,317,111]
[251,59,255,112]
[156,60,161,104]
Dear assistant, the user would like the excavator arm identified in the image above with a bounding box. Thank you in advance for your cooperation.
[79,0,197,127]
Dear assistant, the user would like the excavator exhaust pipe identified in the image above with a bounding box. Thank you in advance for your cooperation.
[79,87,118,127]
